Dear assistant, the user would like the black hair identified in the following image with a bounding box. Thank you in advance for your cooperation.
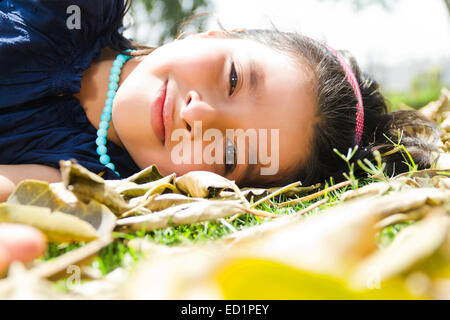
[104,0,155,55]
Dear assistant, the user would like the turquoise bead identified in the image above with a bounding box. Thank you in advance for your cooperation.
[97,128,107,137]
[117,55,128,63]
[97,145,107,155]
[96,136,106,146]
[106,90,116,99]
[109,74,120,83]
[105,98,114,107]
[110,66,121,74]
[96,50,135,179]
[103,106,112,114]
[101,113,111,122]
[99,121,109,130]
[108,82,119,91]
[99,154,110,165]
[113,60,124,68]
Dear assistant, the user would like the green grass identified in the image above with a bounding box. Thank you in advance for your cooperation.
[377,221,414,249]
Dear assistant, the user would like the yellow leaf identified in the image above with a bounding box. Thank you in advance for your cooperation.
[215,258,418,300]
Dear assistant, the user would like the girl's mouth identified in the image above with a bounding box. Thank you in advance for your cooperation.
[150,80,168,144]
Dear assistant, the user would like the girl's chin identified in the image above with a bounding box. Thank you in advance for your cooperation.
[128,146,166,169]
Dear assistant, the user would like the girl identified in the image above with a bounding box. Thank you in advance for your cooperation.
[0,0,440,266]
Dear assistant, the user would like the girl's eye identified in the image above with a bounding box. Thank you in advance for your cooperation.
[229,62,238,96]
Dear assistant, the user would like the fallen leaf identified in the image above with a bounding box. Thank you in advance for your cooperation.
[8,180,116,239]
[59,159,130,216]
[117,200,244,231]
[340,182,390,201]
[0,262,78,299]
[0,203,97,243]
[175,171,233,198]
[217,183,321,201]
[351,207,449,289]
[122,164,163,184]
[132,193,207,212]
[116,174,178,198]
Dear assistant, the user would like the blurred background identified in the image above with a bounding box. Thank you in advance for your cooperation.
[123,0,450,110]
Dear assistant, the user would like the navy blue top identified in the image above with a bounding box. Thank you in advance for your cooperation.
[0,0,141,179]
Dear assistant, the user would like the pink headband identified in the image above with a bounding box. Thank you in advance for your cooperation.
[315,40,365,146]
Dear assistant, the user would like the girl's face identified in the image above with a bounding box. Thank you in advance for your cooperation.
[112,30,317,185]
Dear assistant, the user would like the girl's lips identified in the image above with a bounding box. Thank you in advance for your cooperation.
[162,80,174,145]
[150,80,168,144]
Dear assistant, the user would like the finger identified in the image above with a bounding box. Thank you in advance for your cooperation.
[0,223,47,264]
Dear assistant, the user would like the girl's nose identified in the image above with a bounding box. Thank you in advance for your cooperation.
[180,90,217,132]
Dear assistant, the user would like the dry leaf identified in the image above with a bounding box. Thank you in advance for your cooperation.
[436,153,450,170]
[115,174,177,198]
[340,182,390,201]
[218,183,321,201]
[0,203,97,243]
[59,159,131,216]
[122,247,224,299]
[117,200,244,231]
[133,193,207,212]
[0,262,77,299]
[8,180,116,239]
[69,268,128,299]
[175,171,233,198]
[393,168,450,180]
[419,88,449,121]
[122,164,163,184]
[222,198,328,246]
[225,188,448,278]
[351,208,449,289]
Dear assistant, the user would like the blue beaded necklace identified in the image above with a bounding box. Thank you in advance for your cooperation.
[95,52,133,178]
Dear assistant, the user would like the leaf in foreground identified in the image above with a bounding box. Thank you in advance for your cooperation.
[351,207,449,289]
[0,203,97,243]
[7,180,116,240]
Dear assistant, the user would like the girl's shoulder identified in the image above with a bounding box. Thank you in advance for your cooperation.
[0,0,125,108]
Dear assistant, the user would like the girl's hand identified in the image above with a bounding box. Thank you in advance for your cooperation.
[0,223,46,276]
